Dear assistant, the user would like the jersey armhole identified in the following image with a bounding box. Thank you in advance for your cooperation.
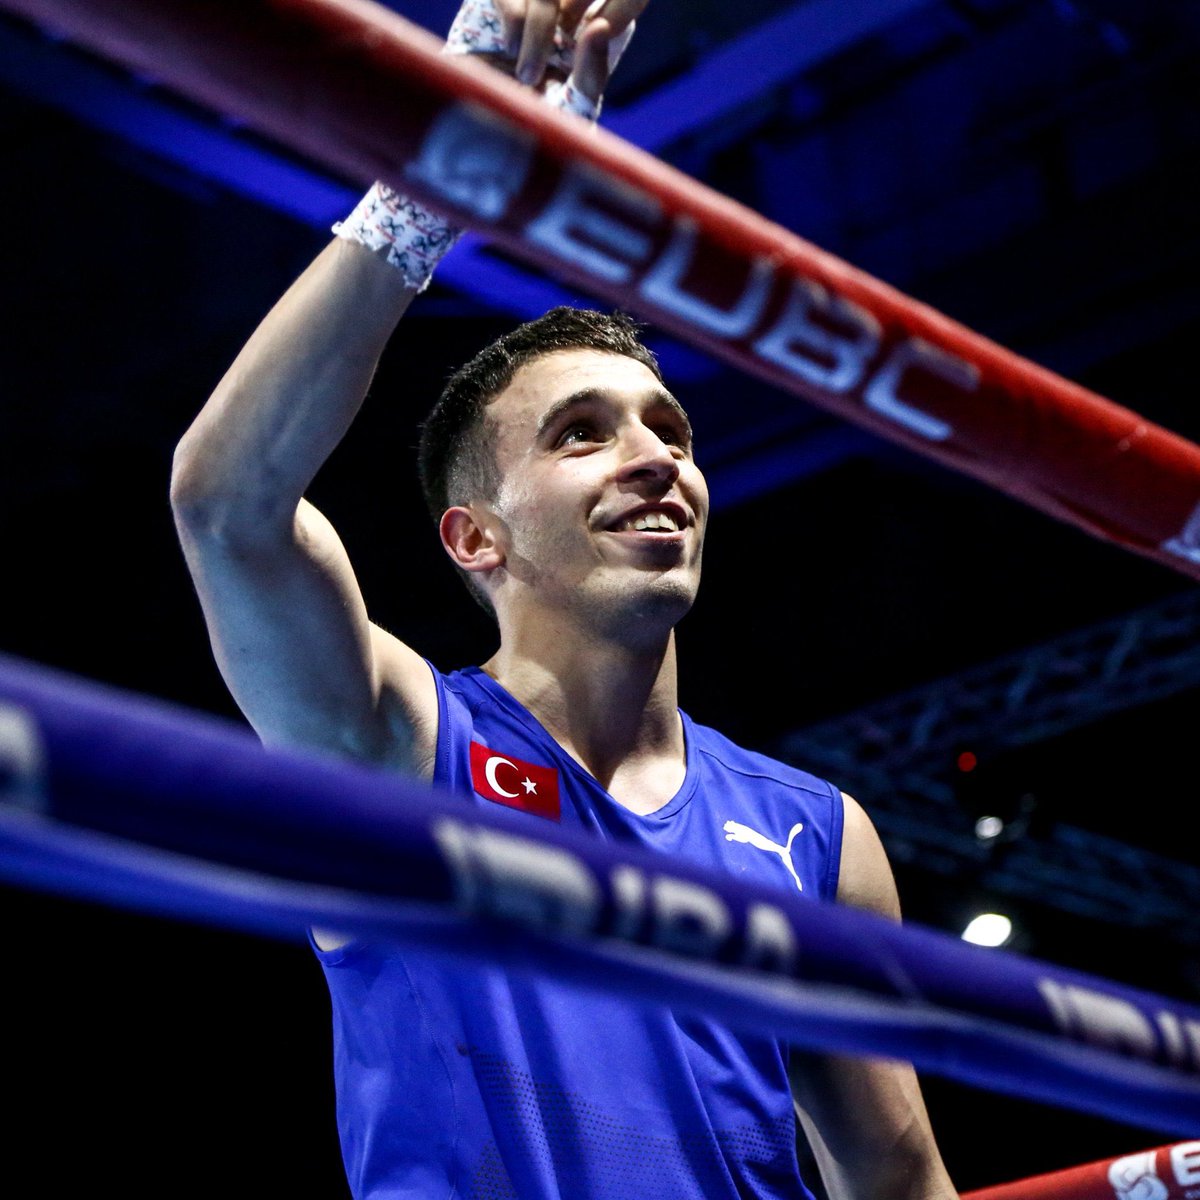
[426,658,453,787]
[306,926,371,967]
[305,660,447,962]
[824,783,846,901]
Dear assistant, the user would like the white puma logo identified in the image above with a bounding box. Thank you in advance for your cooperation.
[723,820,805,892]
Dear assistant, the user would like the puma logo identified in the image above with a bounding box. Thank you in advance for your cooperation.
[723,820,805,892]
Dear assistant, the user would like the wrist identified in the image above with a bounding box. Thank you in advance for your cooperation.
[332,0,636,289]
[543,76,602,123]
[331,183,462,293]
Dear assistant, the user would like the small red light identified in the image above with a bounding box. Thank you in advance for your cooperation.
[957,751,977,773]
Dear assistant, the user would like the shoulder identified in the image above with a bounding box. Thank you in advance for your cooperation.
[836,791,902,919]
[686,716,838,800]
[685,716,846,900]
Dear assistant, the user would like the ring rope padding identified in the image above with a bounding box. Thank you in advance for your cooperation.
[3,0,1200,576]
[1,653,1199,1135]
[963,1143,1200,1200]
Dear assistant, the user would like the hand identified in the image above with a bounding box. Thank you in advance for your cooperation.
[492,0,648,101]
[560,0,648,102]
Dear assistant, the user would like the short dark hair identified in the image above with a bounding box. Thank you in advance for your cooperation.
[417,308,663,617]
[417,306,663,524]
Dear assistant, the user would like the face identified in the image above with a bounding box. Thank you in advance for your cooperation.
[475,348,709,640]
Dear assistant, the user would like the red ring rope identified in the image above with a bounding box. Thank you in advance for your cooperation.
[6,0,1200,575]
[964,1143,1200,1200]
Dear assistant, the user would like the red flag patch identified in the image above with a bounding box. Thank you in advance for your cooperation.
[469,741,561,821]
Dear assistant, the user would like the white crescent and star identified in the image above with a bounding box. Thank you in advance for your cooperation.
[484,754,538,798]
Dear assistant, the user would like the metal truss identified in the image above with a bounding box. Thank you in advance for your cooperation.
[777,589,1200,945]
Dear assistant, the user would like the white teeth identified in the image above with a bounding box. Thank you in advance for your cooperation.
[625,511,680,532]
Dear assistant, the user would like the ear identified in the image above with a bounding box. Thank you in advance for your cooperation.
[439,505,506,576]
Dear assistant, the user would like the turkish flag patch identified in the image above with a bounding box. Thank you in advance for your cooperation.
[469,741,561,821]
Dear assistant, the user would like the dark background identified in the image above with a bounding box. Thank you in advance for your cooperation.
[1,0,1198,1195]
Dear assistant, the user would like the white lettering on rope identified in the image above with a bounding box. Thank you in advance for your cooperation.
[406,103,534,220]
[0,702,46,814]
[743,903,799,973]
[1040,982,1200,1076]
[431,821,602,935]
[609,864,646,940]
[753,279,882,392]
[1155,1011,1200,1069]
[409,103,982,444]
[527,166,659,283]
[430,818,798,970]
[1109,1150,1200,1200]
[1110,1151,1167,1200]
[864,338,979,442]
[640,218,775,338]
[1163,500,1200,566]
[1173,1144,1200,1187]
[649,875,733,956]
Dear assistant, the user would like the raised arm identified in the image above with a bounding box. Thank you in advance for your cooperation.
[170,0,644,769]
[170,240,436,767]
[790,794,959,1200]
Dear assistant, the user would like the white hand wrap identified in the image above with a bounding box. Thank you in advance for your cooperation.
[332,0,633,290]
[332,185,463,291]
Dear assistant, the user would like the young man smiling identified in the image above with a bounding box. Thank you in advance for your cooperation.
[170,1,957,1196]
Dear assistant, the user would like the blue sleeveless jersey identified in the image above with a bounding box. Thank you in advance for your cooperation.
[313,665,844,1200]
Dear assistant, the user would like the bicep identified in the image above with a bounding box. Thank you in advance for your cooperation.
[176,496,436,768]
[789,792,956,1200]
[835,790,901,918]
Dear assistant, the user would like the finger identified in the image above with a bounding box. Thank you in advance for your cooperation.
[515,0,560,85]
[580,0,649,37]
[571,1,644,100]
[558,0,594,35]
[493,0,525,58]
[570,15,612,103]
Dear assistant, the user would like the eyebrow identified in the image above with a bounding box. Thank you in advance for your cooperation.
[535,386,693,441]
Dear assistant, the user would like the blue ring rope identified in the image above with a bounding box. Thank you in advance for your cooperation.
[1,652,1198,1134]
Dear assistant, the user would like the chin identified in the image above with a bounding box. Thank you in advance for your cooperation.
[587,573,698,643]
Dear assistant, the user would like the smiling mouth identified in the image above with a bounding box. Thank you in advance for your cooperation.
[615,511,683,533]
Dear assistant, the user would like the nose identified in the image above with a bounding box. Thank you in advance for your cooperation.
[615,421,681,487]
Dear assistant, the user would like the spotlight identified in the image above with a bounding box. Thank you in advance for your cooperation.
[974,815,1005,841]
[962,912,1014,947]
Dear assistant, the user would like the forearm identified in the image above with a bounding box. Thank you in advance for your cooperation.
[793,1050,957,1200]
[798,801,956,1199]
[171,236,417,536]
[170,0,640,537]
[798,1110,956,1200]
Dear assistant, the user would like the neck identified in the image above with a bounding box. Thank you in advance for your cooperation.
[482,609,683,791]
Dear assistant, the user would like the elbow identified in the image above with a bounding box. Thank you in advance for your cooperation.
[169,428,231,530]
[169,431,206,518]
[169,429,291,546]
